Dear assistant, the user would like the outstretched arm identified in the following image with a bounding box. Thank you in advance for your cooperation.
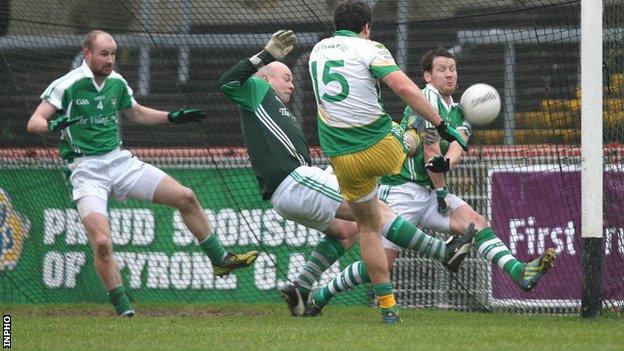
[218,59,262,99]
[382,71,468,151]
[123,104,205,125]
[219,29,296,110]
[383,71,442,126]
[122,104,168,125]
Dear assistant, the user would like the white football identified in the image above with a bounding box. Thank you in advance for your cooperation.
[459,83,501,126]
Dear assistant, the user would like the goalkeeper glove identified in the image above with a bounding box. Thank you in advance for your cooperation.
[435,120,468,151]
[168,108,205,124]
[251,30,297,68]
[435,187,450,215]
[426,155,450,173]
[49,115,79,132]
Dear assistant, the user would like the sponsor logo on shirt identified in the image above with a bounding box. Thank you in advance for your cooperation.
[279,107,298,124]
[75,99,90,105]
[88,114,115,124]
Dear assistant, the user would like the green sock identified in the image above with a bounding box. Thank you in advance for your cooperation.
[474,227,525,281]
[313,260,369,308]
[297,236,346,294]
[199,234,227,265]
[373,281,396,309]
[107,285,133,316]
[383,215,447,262]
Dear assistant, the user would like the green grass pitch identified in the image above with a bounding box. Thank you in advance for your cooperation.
[4,303,623,350]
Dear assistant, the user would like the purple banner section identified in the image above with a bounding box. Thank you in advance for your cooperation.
[490,168,624,300]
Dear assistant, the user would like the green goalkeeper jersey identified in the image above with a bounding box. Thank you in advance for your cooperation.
[40,61,135,162]
[380,84,471,188]
[219,59,311,200]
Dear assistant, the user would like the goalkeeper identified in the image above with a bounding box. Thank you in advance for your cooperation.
[219,31,475,320]
[305,48,558,316]
[26,30,258,318]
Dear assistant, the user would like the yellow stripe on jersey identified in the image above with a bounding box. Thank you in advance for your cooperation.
[330,133,406,201]
[371,61,397,67]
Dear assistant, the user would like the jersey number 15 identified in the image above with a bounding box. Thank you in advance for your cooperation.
[310,60,350,103]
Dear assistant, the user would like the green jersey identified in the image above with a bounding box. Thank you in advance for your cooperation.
[380,84,472,188]
[41,61,135,162]
[219,59,311,200]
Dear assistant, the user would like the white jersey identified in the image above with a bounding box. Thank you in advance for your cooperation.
[309,30,400,157]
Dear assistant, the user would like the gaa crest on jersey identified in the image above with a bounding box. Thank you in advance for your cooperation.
[0,188,31,271]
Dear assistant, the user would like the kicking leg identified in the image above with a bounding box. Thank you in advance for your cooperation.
[149,174,258,276]
[378,202,475,271]
[452,204,556,291]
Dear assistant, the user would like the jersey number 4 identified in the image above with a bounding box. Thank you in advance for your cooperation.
[310,60,350,103]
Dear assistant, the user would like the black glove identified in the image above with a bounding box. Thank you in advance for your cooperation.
[436,187,450,215]
[168,108,206,124]
[435,120,468,151]
[426,155,450,173]
[49,115,79,132]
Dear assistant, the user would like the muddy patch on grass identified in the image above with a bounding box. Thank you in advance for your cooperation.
[4,304,273,317]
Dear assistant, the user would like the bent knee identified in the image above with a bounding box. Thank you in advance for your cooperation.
[341,228,358,249]
[93,236,113,258]
[472,214,488,230]
[178,187,199,210]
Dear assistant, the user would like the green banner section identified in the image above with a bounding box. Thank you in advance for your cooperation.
[0,167,365,305]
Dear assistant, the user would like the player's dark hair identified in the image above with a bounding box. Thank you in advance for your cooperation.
[333,1,372,33]
[421,47,456,73]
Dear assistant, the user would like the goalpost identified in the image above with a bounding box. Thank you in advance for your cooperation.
[580,0,603,318]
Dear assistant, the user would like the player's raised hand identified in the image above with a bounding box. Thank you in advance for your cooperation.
[48,115,79,132]
[425,155,450,173]
[435,120,468,151]
[168,108,206,124]
[264,30,297,61]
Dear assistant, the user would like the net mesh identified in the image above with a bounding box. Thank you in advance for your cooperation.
[1,0,623,314]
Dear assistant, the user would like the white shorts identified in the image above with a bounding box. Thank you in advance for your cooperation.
[378,182,466,251]
[270,165,343,232]
[68,148,167,203]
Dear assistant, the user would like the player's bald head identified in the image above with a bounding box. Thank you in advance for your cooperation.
[83,30,115,51]
[257,61,291,79]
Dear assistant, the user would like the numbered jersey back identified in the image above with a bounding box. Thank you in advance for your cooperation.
[309,33,398,129]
